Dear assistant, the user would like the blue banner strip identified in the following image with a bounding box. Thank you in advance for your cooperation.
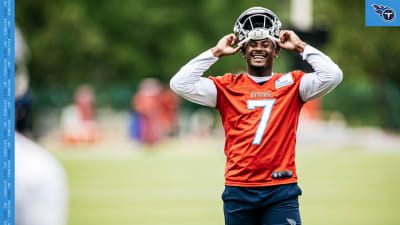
[1,0,14,224]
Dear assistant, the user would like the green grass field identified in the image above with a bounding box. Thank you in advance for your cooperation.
[51,140,400,225]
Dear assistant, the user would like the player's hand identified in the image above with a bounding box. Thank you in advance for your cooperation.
[211,34,243,58]
[277,30,307,53]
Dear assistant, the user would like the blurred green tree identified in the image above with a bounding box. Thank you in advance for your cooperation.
[315,0,400,129]
[15,0,288,104]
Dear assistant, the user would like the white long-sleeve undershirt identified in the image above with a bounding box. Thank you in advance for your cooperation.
[170,45,343,108]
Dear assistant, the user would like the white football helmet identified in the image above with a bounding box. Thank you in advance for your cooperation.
[234,7,281,47]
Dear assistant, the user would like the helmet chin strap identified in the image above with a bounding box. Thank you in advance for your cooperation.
[238,29,280,47]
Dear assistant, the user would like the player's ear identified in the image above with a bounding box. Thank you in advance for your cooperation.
[241,47,246,59]
[274,45,280,58]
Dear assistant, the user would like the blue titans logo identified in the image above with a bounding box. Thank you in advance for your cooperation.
[372,4,396,22]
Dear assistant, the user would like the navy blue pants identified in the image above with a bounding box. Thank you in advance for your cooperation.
[222,183,302,225]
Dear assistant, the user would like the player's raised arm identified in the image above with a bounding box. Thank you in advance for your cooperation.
[170,34,242,108]
[211,34,243,58]
[277,30,343,102]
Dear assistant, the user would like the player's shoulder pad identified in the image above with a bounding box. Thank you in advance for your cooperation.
[209,73,243,85]
[290,70,306,81]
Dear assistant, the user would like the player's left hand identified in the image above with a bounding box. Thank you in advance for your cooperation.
[277,30,307,53]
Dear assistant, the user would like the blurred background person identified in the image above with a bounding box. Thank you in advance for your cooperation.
[130,78,180,145]
[15,26,69,225]
[60,84,99,144]
[159,87,181,137]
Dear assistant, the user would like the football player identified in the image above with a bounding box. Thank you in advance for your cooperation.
[170,7,342,225]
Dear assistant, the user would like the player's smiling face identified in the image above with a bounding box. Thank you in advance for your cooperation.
[243,39,279,72]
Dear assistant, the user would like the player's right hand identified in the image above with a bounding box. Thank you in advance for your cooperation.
[211,34,243,58]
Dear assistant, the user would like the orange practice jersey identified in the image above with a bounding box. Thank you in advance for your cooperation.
[209,71,306,187]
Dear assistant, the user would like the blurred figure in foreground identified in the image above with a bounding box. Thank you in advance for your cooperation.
[15,133,69,225]
[15,25,69,225]
[130,78,180,145]
[15,26,33,137]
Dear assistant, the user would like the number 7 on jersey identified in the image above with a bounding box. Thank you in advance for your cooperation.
[247,99,276,145]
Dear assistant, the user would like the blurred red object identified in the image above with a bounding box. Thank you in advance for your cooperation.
[132,78,180,145]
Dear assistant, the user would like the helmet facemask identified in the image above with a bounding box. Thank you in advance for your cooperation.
[234,7,281,47]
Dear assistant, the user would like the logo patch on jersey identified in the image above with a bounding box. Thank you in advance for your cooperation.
[275,73,294,89]
[287,218,297,225]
